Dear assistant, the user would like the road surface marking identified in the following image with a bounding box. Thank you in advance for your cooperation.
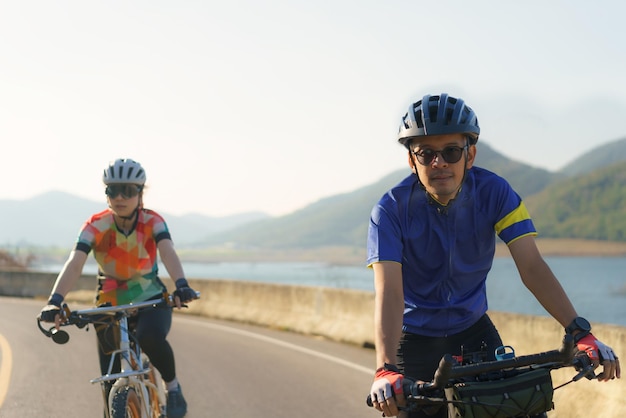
[176,316,372,375]
[0,333,13,408]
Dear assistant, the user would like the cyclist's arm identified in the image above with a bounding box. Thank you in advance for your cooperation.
[508,235,577,328]
[372,261,406,416]
[49,249,89,300]
[373,261,405,368]
[157,238,186,285]
[510,236,621,381]
[44,250,88,327]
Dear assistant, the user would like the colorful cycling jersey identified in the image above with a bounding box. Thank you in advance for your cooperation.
[74,208,171,305]
[367,167,537,337]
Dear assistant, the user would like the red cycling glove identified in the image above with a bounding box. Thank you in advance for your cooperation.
[370,365,404,403]
[576,333,617,363]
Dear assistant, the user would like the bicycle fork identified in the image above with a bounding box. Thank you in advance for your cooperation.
[91,316,159,418]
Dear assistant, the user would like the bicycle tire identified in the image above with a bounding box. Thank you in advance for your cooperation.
[110,386,142,418]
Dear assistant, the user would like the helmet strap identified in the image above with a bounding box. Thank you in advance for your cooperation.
[112,199,141,237]
[120,207,138,220]
[121,195,142,220]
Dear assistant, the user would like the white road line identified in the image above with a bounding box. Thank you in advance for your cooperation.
[0,333,13,408]
[176,316,373,375]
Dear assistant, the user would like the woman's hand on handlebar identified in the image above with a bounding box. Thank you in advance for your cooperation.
[577,334,621,381]
[38,303,69,330]
[370,365,406,417]
[173,278,199,308]
[38,304,60,325]
[38,292,70,330]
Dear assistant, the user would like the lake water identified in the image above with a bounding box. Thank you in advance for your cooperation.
[36,257,626,327]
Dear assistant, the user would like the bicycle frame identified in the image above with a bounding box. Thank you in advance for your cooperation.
[39,297,170,418]
[88,311,166,418]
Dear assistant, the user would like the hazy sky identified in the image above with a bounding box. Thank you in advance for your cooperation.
[1,1,625,217]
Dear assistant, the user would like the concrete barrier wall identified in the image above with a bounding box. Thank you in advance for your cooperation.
[0,269,96,298]
[2,270,624,417]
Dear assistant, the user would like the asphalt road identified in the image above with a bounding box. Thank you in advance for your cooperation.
[0,296,377,418]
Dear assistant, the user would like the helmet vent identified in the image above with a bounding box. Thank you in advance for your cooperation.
[415,109,424,128]
[460,107,472,124]
[445,108,454,125]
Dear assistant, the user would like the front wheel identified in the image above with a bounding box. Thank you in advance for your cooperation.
[110,386,142,418]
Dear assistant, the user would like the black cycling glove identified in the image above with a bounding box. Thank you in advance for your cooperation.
[39,293,64,322]
[173,278,197,303]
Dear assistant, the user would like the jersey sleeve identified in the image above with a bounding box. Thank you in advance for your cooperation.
[490,180,537,244]
[367,193,404,266]
[73,212,106,254]
[145,210,172,243]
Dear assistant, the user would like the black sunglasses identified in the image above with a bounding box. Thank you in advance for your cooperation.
[412,145,467,166]
[105,184,142,199]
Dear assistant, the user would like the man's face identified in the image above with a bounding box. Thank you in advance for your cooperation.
[408,133,476,204]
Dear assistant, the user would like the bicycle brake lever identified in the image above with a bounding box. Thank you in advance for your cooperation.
[573,365,596,381]
[571,355,597,381]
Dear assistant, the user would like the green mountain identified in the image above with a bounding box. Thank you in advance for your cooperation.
[9,138,623,250]
[198,139,626,249]
[526,161,626,241]
[559,136,626,177]
[473,143,562,198]
[196,170,404,249]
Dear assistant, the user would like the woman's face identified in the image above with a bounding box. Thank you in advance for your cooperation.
[105,183,142,218]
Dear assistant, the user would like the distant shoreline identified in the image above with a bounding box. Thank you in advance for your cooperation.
[5,238,626,269]
[495,238,626,258]
[175,238,626,266]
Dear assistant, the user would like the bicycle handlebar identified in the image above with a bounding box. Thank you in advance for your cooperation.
[441,334,574,382]
[367,334,586,408]
[37,291,200,344]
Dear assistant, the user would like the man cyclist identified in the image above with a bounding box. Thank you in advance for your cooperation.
[39,158,198,418]
[367,94,621,417]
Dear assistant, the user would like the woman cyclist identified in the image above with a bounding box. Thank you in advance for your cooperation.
[39,158,198,418]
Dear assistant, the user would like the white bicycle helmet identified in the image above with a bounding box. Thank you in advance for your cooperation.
[102,158,146,185]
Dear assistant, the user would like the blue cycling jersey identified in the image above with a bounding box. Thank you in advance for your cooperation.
[367,167,537,337]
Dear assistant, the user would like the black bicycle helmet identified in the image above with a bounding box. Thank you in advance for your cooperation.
[398,93,480,147]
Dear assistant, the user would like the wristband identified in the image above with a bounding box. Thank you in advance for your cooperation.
[574,330,592,343]
[375,363,401,376]
[175,278,189,289]
[48,293,64,307]
[565,317,592,335]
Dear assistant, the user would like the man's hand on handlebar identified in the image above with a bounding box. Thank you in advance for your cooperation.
[370,364,406,417]
[576,334,621,382]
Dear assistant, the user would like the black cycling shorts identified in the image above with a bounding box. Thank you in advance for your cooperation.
[397,314,503,418]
